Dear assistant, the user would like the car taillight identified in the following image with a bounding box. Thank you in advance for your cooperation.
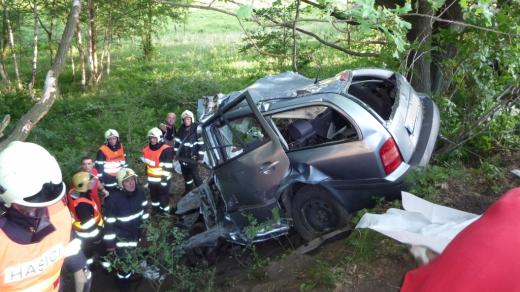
[379,137,402,175]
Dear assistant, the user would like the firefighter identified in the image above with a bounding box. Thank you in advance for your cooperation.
[175,110,204,193]
[0,141,89,291]
[95,129,128,193]
[102,168,149,290]
[67,171,104,267]
[142,127,174,214]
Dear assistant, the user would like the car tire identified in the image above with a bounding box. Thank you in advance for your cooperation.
[291,185,351,241]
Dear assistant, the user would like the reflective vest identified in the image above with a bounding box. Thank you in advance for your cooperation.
[66,189,104,233]
[142,144,170,178]
[0,201,71,292]
[99,144,125,177]
[68,168,102,213]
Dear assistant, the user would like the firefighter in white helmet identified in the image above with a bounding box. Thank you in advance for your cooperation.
[0,141,90,291]
[174,110,204,193]
[142,127,174,214]
[95,129,128,193]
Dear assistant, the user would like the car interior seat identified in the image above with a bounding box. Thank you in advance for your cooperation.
[288,119,316,149]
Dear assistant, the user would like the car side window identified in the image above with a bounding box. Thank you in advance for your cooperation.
[271,105,358,151]
[214,115,268,163]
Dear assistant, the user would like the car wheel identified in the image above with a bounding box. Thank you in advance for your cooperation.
[291,186,351,241]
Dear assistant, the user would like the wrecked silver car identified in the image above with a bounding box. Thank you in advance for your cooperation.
[176,68,440,250]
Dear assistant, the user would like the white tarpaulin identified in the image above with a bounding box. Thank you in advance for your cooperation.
[355,191,480,254]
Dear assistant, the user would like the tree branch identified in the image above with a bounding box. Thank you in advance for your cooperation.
[402,13,517,36]
[0,0,82,150]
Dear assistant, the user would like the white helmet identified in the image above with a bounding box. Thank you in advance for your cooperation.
[181,110,195,123]
[0,141,65,208]
[104,129,119,140]
[116,168,137,189]
[147,127,163,141]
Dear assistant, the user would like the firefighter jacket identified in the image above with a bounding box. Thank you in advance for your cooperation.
[95,142,127,188]
[66,189,103,242]
[0,201,74,291]
[68,168,102,217]
[102,186,149,250]
[142,142,174,185]
[175,123,205,161]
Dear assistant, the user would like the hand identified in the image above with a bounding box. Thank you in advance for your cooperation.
[159,123,167,132]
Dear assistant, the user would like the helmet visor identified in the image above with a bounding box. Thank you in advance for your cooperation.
[21,182,65,207]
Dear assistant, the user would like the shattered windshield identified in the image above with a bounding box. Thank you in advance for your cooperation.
[213,115,268,163]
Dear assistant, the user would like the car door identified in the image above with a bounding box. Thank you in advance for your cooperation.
[206,90,290,215]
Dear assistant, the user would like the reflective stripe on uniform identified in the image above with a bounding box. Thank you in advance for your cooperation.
[101,261,111,268]
[103,233,116,240]
[116,241,138,248]
[147,177,161,182]
[105,217,116,223]
[142,213,150,220]
[142,200,149,207]
[79,218,97,230]
[117,272,132,279]
[76,228,100,239]
[115,210,144,222]
[104,182,117,187]
[151,202,160,207]
[198,151,205,156]
[86,258,94,265]
[160,182,167,187]
[186,180,194,185]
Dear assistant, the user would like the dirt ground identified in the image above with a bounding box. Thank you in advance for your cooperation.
[65,154,520,291]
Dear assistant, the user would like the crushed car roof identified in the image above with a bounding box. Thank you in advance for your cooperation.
[197,68,395,122]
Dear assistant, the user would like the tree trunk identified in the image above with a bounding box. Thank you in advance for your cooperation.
[75,17,86,88]
[405,0,433,94]
[87,0,98,84]
[3,0,21,90]
[0,0,82,150]
[106,28,111,76]
[291,0,301,72]
[70,46,75,79]
[142,1,153,60]
[0,13,10,84]
[28,0,39,98]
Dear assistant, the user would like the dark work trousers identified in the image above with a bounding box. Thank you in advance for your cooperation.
[113,246,137,291]
[148,180,171,214]
[180,161,202,193]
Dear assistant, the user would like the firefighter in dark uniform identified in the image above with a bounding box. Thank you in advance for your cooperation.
[95,129,128,193]
[102,168,149,290]
[174,110,204,193]
[67,171,104,267]
[0,141,90,292]
[142,127,174,214]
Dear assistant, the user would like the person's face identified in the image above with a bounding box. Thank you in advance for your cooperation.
[149,136,158,145]
[88,176,97,190]
[80,159,94,172]
[166,113,176,126]
[122,177,136,192]
[108,136,118,146]
[183,117,192,127]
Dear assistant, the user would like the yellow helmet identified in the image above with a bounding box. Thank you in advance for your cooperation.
[116,168,137,188]
[72,171,90,192]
